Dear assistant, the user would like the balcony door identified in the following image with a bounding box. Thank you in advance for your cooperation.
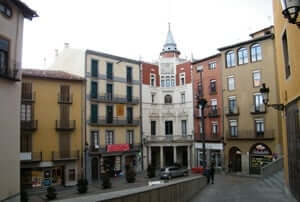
[106,105,113,123]
[106,83,113,100]
[254,94,263,111]
[127,107,133,123]
[228,97,236,113]
[59,134,70,158]
[165,121,173,136]
[60,85,70,102]
[127,86,132,102]
[60,104,70,128]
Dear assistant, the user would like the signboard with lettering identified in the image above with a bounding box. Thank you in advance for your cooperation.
[107,144,130,152]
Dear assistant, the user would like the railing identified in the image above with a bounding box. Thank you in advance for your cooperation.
[52,150,79,161]
[194,133,223,141]
[226,129,274,140]
[0,64,21,81]
[89,93,139,104]
[21,92,35,102]
[20,152,42,162]
[225,106,239,116]
[261,157,283,178]
[55,120,76,131]
[250,104,266,114]
[58,93,73,104]
[89,116,140,126]
[21,120,38,131]
[209,88,217,95]
[145,135,193,143]
[208,106,219,117]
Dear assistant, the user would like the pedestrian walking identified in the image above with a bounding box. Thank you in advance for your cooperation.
[210,162,215,184]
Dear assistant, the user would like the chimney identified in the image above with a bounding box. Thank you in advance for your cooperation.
[64,42,70,49]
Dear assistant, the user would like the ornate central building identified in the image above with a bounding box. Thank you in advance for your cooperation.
[142,25,194,169]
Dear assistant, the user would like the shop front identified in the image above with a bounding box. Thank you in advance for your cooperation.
[195,143,223,168]
[249,143,272,174]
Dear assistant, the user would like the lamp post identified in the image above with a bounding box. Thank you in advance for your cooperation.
[281,0,300,28]
[260,83,285,111]
[196,65,207,168]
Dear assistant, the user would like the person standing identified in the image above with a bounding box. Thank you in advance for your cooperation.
[210,162,215,184]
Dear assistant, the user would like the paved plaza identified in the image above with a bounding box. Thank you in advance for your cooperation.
[190,175,290,202]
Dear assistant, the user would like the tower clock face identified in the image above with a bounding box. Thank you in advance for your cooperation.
[160,62,174,74]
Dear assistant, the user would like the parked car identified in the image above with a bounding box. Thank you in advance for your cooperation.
[160,166,188,179]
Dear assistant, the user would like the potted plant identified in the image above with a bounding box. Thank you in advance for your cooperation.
[147,164,156,178]
[46,186,57,200]
[77,178,88,194]
[126,166,136,183]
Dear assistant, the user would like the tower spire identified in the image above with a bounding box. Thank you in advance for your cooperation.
[160,23,180,57]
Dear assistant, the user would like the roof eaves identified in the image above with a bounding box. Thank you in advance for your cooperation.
[11,0,38,20]
[86,50,140,65]
[191,53,221,65]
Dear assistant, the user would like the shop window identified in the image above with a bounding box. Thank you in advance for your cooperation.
[68,169,75,181]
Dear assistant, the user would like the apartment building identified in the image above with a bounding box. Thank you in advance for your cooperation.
[20,69,84,188]
[191,54,223,168]
[0,0,37,201]
[273,1,300,200]
[218,26,282,175]
[142,25,194,170]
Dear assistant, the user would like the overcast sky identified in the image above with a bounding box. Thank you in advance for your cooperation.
[22,0,273,69]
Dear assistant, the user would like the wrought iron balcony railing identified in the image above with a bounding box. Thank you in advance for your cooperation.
[89,93,139,104]
[52,150,79,161]
[20,152,42,162]
[226,130,274,140]
[21,120,38,131]
[250,104,266,114]
[21,92,35,102]
[0,64,21,81]
[58,93,73,104]
[55,120,76,131]
[89,116,140,126]
[208,106,220,117]
[144,135,193,143]
[225,106,239,116]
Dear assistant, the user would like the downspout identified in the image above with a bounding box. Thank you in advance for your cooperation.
[139,61,144,171]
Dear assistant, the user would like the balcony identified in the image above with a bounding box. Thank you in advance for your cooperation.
[0,65,21,81]
[208,106,220,118]
[250,104,266,114]
[20,152,42,162]
[209,88,217,95]
[21,120,38,131]
[89,116,140,126]
[225,106,240,116]
[145,135,193,143]
[226,130,274,140]
[90,144,141,153]
[58,93,73,104]
[89,93,139,104]
[56,120,76,131]
[52,150,79,161]
[195,133,223,142]
[21,92,35,102]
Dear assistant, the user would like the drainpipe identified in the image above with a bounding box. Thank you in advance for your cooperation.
[139,61,144,171]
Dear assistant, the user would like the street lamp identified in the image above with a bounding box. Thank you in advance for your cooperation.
[196,65,207,167]
[260,83,285,111]
[281,0,300,28]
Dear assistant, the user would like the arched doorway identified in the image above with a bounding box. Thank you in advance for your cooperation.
[229,147,242,172]
[91,158,99,181]
[249,143,272,174]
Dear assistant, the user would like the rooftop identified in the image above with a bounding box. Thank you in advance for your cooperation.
[22,69,84,81]
[11,0,38,20]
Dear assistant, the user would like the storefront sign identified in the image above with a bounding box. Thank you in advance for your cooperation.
[107,144,130,152]
[195,143,223,150]
[251,144,271,155]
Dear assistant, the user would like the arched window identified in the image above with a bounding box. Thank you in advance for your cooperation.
[164,95,172,104]
[226,50,235,68]
[251,44,262,62]
[238,48,248,65]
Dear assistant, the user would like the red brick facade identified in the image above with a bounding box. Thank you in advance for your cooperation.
[192,54,223,143]
[176,62,192,85]
[142,62,160,86]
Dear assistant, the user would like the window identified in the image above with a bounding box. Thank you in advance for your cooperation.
[210,80,217,93]
[60,85,70,102]
[198,83,203,96]
[211,99,218,113]
[22,82,33,100]
[171,76,175,86]
[151,121,156,136]
[127,66,132,83]
[151,94,155,103]
[106,62,113,80]
[105,131,114,145]
[127,86,132,102]
[106,83,113,100]
[0,2,12,17]
[0,38,9,73]
[227,76,235,91]
[226,51,235,68]
[229,120,238,137]
[150,74,155,87]
[106,105,113,123]
[91,81,98,98]
[254,93,263,112]
[91,59,98,77]
[208,61,216,70]
[212,122,218,135]
[127,130,134,145]
[166,76,170,87]
[165,121,173,135]
[180,73,185,85]
[91,131,99,148]
[238,48,248,65]
[255,119,264,136]
[164,94,172,104]
[90,104,98,123]
[228,96,237,113]
[161,76,165,87]
[282,31,290,79]
[127,107,133,123]
[21,104,32,121]
[251,44,262,62]
[252,71,261,87]
[181,120,187,136]
[181,93,185,104]
[68,169,76,181]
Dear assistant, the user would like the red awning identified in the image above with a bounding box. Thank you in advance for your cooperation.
[107,144,130,152]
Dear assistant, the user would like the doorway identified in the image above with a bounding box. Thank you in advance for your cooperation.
[229,147,242,172]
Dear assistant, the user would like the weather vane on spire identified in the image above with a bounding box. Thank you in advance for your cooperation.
[168,22,171,31]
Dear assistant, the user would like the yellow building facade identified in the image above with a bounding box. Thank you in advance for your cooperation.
[85,50,142,182]
[273,1,300,200]
[20,69,84,188]
[219,27,282,175]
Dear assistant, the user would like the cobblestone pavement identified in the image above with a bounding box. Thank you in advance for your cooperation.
[190,174,289,202]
